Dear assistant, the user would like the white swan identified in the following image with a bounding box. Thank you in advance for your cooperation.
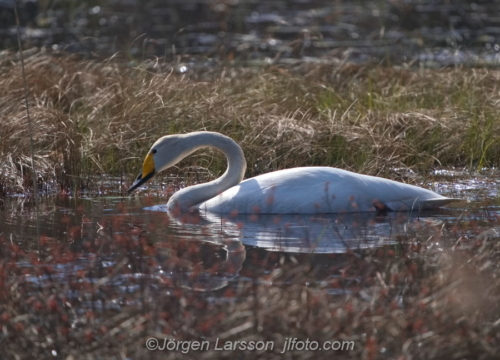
[128,131,460,214]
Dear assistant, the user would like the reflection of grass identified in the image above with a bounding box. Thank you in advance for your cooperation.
[2,54,500,194]
[1,200,500,358]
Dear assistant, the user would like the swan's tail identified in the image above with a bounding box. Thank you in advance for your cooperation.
[419,197,465,209]
[385,197,465,211]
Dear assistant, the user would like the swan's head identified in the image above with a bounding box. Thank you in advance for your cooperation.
[127,135,188,194]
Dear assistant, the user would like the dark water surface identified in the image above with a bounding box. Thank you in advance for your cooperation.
[2,0,500,67]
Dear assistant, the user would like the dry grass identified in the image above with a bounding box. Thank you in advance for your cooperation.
[1,52,500,195]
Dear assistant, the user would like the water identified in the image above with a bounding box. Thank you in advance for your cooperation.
[3,0,500,67]
[1,168,498,294]
[2,171,500,357]
[0,195,430,296]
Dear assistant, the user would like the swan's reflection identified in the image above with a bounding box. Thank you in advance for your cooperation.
[154,238,245,292]
[203,212,400,253]
[147,205,437,254]
[140,205,449,291]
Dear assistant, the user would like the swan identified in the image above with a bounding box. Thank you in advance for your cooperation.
[127,131,460,214]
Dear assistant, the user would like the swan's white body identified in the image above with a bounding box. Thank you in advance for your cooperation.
[197,167,453,214]
[128,131,460,214]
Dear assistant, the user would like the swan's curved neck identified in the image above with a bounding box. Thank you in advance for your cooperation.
[167,132,246,211]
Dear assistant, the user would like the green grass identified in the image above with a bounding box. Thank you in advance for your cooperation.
[2,53,500,194]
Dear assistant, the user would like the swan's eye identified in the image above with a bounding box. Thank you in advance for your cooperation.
[151,149,157,154]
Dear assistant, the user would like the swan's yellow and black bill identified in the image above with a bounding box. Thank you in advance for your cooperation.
[127,153,156,194]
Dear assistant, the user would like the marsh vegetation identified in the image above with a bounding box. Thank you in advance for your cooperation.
[2,53,500,196]
[3,0,500,359]
[0,51,500,359]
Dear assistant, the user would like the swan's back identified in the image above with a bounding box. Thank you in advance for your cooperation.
[197,167,455,214]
